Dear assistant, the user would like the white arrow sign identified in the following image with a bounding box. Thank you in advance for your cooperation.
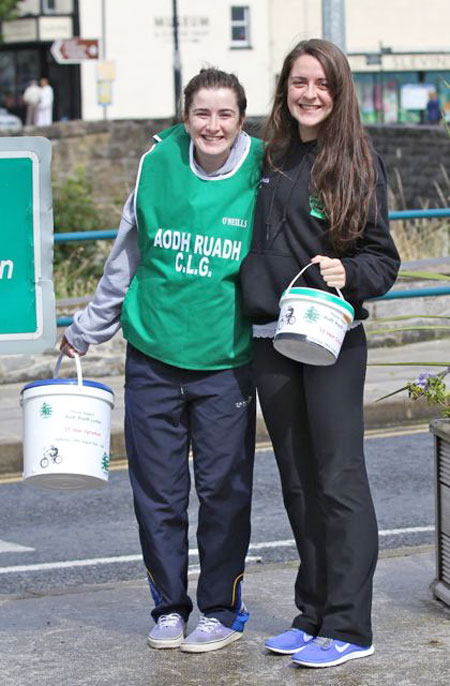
[51,39,99,64]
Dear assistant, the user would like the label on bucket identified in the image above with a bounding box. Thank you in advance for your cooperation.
[275,294,349,364]
[22,388,112,489]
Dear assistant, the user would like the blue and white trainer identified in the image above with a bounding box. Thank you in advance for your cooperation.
[147,612,185,649]
[180,616,242,653]
[264,628,314,654]
[292,636,375,668]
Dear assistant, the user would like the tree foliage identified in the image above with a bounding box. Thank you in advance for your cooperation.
[0,0,20,24]
[52,168,106,298]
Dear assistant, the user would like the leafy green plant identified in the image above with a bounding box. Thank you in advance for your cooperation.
[407,370,450,418]
[53,168,103,238]
[53,168,109,298]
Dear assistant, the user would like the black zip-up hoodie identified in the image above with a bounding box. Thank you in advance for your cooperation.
[240,140,400,324]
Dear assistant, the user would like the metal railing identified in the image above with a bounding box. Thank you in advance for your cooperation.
[55,207,450,326]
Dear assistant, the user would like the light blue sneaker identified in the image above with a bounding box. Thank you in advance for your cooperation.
[180,615,242,653]
[264,628,314,654]
[292,636,375,668]
[147,612,185,649]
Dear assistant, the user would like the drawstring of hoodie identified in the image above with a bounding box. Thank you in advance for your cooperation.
[264,154,310,249]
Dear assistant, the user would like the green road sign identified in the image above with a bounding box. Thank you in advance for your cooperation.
[0,137,56,354]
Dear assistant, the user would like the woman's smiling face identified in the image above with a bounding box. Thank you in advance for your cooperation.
[184,87,243,172]
[287,53,334,142]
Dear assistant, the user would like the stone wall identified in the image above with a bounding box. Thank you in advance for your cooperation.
[2,118,449,222]
[367,124,450,209]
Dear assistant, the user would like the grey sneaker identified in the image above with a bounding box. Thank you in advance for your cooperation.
[147,612,185,649]
[180,616,242,653]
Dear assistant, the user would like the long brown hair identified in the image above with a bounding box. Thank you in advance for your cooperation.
[266,39,376,254]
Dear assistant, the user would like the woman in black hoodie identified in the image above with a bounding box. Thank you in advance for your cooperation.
[241,39,400,669]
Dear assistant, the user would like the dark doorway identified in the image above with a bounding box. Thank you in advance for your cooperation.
[0,43,81,124]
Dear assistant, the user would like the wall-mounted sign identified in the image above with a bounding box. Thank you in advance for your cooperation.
[401,83,435,110]
[2,18,38,43]
[39,16,73,41]
[350,52,450,73]
[51,38,99,64]
[0,137,56,355]
[153,15,210,43]
[97,81,113,106]
[97,61,116,82]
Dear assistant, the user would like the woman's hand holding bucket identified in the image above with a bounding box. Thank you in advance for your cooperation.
[311,255,346,289]
[59,335,86,359]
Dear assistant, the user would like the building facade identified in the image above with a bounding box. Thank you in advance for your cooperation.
[1,0,449,124]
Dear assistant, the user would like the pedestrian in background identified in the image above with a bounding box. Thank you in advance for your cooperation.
[36,77,54,126]
[241,38,400,669]
[60,68,263,653]
[23,80,40,126]
[426,90,442,124]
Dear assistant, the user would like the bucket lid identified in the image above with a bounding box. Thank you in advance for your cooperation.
[281,287,355,318]
[21,378,114,396]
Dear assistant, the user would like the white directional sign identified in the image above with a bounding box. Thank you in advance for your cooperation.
[51,38,99,64]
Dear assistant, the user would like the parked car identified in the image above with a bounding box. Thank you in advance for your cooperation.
[0,108,23,133]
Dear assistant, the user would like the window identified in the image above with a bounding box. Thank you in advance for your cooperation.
[354,70,450,125]
[17,0,74,17]
[43,0,57,12]
[43,0,74,13]
[231,6,250,48]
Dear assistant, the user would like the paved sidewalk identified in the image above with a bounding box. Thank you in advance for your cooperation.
[1,547,449,686]
[0,338,448,475]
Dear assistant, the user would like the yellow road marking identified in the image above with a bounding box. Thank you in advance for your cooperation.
[0,427,429,485]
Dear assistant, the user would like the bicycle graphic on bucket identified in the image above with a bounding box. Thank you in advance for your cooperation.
[40,445,62,469]
[280,306,296,326]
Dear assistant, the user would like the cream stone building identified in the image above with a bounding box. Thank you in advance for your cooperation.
[1,0,449,124]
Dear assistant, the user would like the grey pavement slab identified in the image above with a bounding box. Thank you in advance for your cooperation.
[1,548,449,686]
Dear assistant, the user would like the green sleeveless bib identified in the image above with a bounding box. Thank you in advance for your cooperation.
[121,124,263,370]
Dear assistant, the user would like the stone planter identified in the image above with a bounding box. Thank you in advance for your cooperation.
[430,418,450,606]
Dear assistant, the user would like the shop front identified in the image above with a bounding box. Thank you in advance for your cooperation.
[350,52,450,125]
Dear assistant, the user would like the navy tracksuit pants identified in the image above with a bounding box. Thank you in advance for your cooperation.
[253,326,378,647]
[124,344,255,630]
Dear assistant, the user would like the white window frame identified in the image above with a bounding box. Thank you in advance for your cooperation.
[230,6,251,48]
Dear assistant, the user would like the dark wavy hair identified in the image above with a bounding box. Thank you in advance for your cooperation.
[265,39,376,254]
[183,68,247,120]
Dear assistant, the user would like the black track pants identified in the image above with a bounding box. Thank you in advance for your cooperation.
[124,344,255,629]
[253,326,378,647]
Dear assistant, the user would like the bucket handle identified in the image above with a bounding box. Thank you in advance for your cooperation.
[286,262,344,300]
[54,351,83,387]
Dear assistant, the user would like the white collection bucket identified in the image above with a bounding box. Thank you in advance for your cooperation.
[21,352,115,490]
[273,263,355,366]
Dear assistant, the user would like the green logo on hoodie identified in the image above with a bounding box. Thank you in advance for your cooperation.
[309,195,326,220]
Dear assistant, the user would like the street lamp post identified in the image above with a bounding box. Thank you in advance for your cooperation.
[172,0,182,121]
[101,0,107,121]
[322,0,346,53]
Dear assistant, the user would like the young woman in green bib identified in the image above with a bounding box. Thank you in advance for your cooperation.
[61,69,263,653]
